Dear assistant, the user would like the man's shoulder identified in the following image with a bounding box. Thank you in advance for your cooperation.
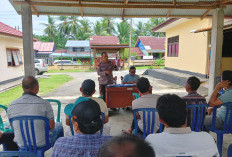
[124,74,130,78]
[90,97,106,105]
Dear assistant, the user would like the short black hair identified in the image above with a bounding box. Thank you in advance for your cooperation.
[222,70,232,86]
[136,77,150,93]
[22,76,38,90]
[186,76,200,91]
[98,134,155,157]
[157,94,186,127]
[81,79,95,96]
[129,66,136,71]
[101,52,107,56]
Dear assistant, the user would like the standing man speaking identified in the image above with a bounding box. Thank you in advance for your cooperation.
[97,52,114,101]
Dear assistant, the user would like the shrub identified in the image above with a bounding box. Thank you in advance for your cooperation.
[155,59,164,66]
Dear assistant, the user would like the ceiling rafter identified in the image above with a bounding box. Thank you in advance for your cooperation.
[122,0,129,20]
[78,0,84,17]
[166,9,172,18]
[25,0,39,17]
[201,9,211,20]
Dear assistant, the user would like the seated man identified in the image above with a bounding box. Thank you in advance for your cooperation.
[64,79,110,135]
[7,76,63,147]
[98,134,155,157]
[122,66,140,84]
[146,94,219,157]
[52,99,111,157]
[128,77,160,134]
[182,76,207,126]
[204,70,232,129]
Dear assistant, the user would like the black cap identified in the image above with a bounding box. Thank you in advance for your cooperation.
[81,79,95,96]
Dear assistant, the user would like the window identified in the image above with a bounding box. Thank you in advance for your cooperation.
[73,47,78,52]
[80,47,85,52]
[167,36,179,57]
[6,49,23,67]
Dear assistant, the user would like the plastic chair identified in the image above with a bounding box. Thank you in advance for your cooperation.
[133,108,160,139]
[46,99,61,122]
[205,102,232,157]
[9,116,51,157]
[228,144,232,157]
[0,104,13,133]
[69,112,105,136]
[186,104,208,132]
[132,93,139,99]
[0,151,37,157]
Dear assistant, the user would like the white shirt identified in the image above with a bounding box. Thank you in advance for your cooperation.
[145,127,219,157]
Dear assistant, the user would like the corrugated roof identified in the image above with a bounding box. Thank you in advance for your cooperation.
[131,47,144,56]
[0,22,22,38]
[54,49,67,53]
[65,40,90,47]
[9,0,232,18]
[90,36,119,45]
[51,52,92,57]
[135,36,165,50]
[34,41,55,52]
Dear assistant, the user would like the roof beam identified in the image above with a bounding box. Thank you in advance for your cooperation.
[13,1,219,10]
[78,0,84,17]
[31,5,39,17]
[166,9,172,18]
[122,0,129,20]
[173,0,176,8]
[201,9,211,20]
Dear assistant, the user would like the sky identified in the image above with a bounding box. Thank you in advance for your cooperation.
[0,0,150,35]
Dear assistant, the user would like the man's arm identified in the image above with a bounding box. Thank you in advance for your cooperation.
[49,119,55,130]
[104,115,109,123]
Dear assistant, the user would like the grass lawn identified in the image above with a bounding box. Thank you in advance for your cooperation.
[0,74,73,106]
[48,69,94,73]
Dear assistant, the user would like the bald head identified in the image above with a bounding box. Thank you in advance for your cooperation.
[22,76,39,93]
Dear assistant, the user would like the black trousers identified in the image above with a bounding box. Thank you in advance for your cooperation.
[99,84,106,102]
[0,133,18,151]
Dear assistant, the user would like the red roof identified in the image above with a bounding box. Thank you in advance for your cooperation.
[135,36,165,50]
[132,47,144,56]
[54,49,67,53]
[33,41,54,53]
[90,36,119,45]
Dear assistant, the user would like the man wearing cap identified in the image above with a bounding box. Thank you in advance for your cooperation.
[52,99,111,157]
[97,52,114,101]
[64,79,110,135]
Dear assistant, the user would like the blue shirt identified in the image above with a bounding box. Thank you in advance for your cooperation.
[218,88,232,121]
[51,133,111,157]
[123,74,140,83]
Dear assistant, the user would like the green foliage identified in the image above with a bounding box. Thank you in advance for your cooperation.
[77,59,82,64]
[121,48,137,60]
[117,21,130,44]
[155,59,165,66]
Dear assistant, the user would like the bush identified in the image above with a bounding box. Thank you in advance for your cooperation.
[155,59,164,66]
[77,59,82,64]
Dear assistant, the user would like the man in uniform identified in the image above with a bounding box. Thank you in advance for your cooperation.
[97,52,114,101]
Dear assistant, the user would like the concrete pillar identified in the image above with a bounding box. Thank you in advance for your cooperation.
[208,8,224,96]
[21,3,35,76]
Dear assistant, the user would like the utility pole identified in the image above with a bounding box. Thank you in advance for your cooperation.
[128,18,132,68]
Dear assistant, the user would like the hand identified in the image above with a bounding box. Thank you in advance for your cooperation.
[105,71,111,75]
[207,107,214,115]
[215,80,230,90]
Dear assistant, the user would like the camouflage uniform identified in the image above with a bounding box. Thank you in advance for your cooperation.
[97,60,114,101]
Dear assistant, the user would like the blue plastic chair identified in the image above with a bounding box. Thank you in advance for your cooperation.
[205,102,232,157]
[46,99,61,122]
[186,104,208,132]
[133,108,161,139]
[9,116,51,157]
[0,104,13,133]
[69,112,105,136]
[0,151,37,157]
[132,93,139,99]
[228,144,232,157]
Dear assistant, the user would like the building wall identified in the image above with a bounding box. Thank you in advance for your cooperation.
[165,18,212,75]
[0,35,24,83]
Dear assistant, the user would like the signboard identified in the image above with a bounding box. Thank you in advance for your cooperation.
[143,56,153,60]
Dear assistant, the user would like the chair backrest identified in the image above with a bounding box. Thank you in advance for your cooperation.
[9,116,51,152]
[69,112,105,135]
[186,104,208,132]
[0,151,37,157]
[0,104,8,124]
[46,99,61,122]
[133,108,157,139]
[228,144,232,157]
[132,93,139,99]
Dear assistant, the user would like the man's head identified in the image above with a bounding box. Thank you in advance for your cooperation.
[129,66,136,76]
[98,134,155,157]
[101,52,108,63]
[22,76,39,94]
[185,76,200,92]
[157,94,187,128]
[71,99,102,134]
[80,79,96,97]
[222,70,232,86]
[136,77,150,94]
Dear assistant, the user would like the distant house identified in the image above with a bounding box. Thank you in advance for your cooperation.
[134,36,165,59]
[33,41,55,65]
[0,22,25,84]
[152,18,232,77]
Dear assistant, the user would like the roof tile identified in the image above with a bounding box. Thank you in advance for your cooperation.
[135,36,165,50]
[90,36,119,45]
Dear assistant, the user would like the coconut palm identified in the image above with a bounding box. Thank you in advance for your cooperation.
[117,21,130,44]
[76,19,93,40]
[93,21,108,36]
[41,15,57,41]
[101,17,116,35]
[57,16,70,36]
[68,16,79,39]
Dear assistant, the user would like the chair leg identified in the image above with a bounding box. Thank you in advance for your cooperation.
[217,133,223,157]
[37,151,44,157]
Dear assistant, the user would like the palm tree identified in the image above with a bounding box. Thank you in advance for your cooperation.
[76,19,92,40]
[144,18,166,37]
[101,17,116,35]
[57,16,70,37]
[68,16,79,39]
[117,21,130,44]
[134,21,144,39]
[41,15,57,41]
[93,21,108,36]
